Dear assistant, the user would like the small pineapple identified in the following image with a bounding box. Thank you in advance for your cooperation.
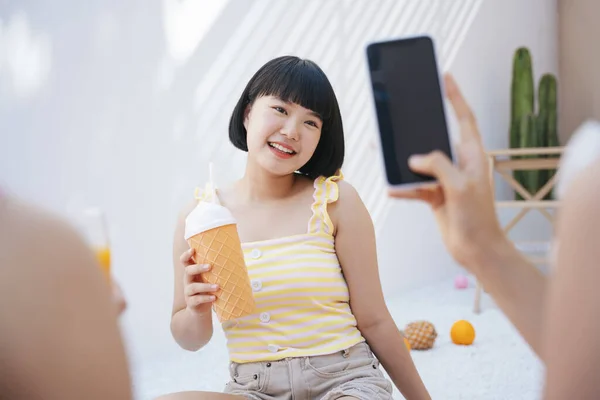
[403,321,437,350]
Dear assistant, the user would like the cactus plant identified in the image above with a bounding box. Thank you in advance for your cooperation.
[509,48,559,199]
[510,48,535,200]
[511,48,535,149]
[519,114,544,196]
[537,74,559,199]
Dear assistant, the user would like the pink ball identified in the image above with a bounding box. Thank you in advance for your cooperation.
[454,275,469,289]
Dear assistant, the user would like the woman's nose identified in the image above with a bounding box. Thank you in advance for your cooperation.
[281,119,300,141]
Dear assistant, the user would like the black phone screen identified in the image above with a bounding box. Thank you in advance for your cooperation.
[366,36,452,186]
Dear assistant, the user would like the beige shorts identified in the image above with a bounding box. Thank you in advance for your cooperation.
[223,342,394,399]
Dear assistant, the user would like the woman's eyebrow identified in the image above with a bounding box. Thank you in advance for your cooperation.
[308,110,323,120]
[280,99,322,120]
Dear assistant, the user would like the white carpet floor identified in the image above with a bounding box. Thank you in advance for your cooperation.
[133,277,544,399]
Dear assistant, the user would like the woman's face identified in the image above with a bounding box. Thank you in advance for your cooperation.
[244,95,323,176]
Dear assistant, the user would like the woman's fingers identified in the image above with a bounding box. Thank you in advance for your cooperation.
[184,282,219,297]
[188,294,216,307]
[388,185,445,208]
[387,187,423,200]
[388,149,461,197]
[408,150,464,190]
[185,263,211,275]
[183,263,211,285]
[444,74,482,146]
[179,248,196,266]
[416,186,445,208]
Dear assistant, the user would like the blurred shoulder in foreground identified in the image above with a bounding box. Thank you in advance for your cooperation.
[0,194,132,399]
[542,120,600,399]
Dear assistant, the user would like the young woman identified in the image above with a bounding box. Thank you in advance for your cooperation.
[165,56,431,400]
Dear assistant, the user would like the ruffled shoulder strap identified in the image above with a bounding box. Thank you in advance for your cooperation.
[193,181,219,204]
[307,170,344,235]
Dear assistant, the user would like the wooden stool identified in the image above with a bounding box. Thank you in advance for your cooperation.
[473,147,564,313]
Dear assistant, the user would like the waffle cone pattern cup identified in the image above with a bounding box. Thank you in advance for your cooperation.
[185,201,256,322]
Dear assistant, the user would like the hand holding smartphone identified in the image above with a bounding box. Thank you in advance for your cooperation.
[366,35,455,190]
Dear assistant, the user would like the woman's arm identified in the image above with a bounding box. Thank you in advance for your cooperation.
[0,198,132,399]
[541,161,600,399]
[170,201,214,351]
[470,238,547,357]
[389,74,548,359]
[332,182,431,400]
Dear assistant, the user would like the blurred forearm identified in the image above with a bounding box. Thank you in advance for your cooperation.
[474,238,547,359]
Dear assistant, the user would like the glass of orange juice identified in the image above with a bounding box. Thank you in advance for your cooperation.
[80,207,111,278]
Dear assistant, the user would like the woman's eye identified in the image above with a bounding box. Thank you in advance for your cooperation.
[306,121,319,128]
[273,106,287,114]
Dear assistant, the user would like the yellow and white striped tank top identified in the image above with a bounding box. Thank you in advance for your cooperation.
[197,173,365,363]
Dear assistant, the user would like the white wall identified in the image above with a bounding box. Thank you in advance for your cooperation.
[377,0,559,295]
[448,0,559,246]
[0,0,557,382]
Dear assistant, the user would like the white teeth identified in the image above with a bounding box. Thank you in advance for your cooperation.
[269,143,294,154]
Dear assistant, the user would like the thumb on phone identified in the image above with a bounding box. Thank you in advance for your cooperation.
[408,151,464,189]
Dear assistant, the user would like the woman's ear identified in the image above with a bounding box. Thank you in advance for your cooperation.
[243,104,251,131]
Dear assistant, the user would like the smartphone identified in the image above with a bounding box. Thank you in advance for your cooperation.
[366,35,454,189]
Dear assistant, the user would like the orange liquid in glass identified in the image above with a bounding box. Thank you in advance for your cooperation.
[95,247,111,277]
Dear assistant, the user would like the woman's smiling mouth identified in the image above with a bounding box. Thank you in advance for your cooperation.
[268,142,297,158]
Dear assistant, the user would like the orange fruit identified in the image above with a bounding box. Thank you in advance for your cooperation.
[404,337,411,351]
[450,320,475,345]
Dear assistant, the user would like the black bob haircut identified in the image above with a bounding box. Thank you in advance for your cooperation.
[229,56,345,179]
